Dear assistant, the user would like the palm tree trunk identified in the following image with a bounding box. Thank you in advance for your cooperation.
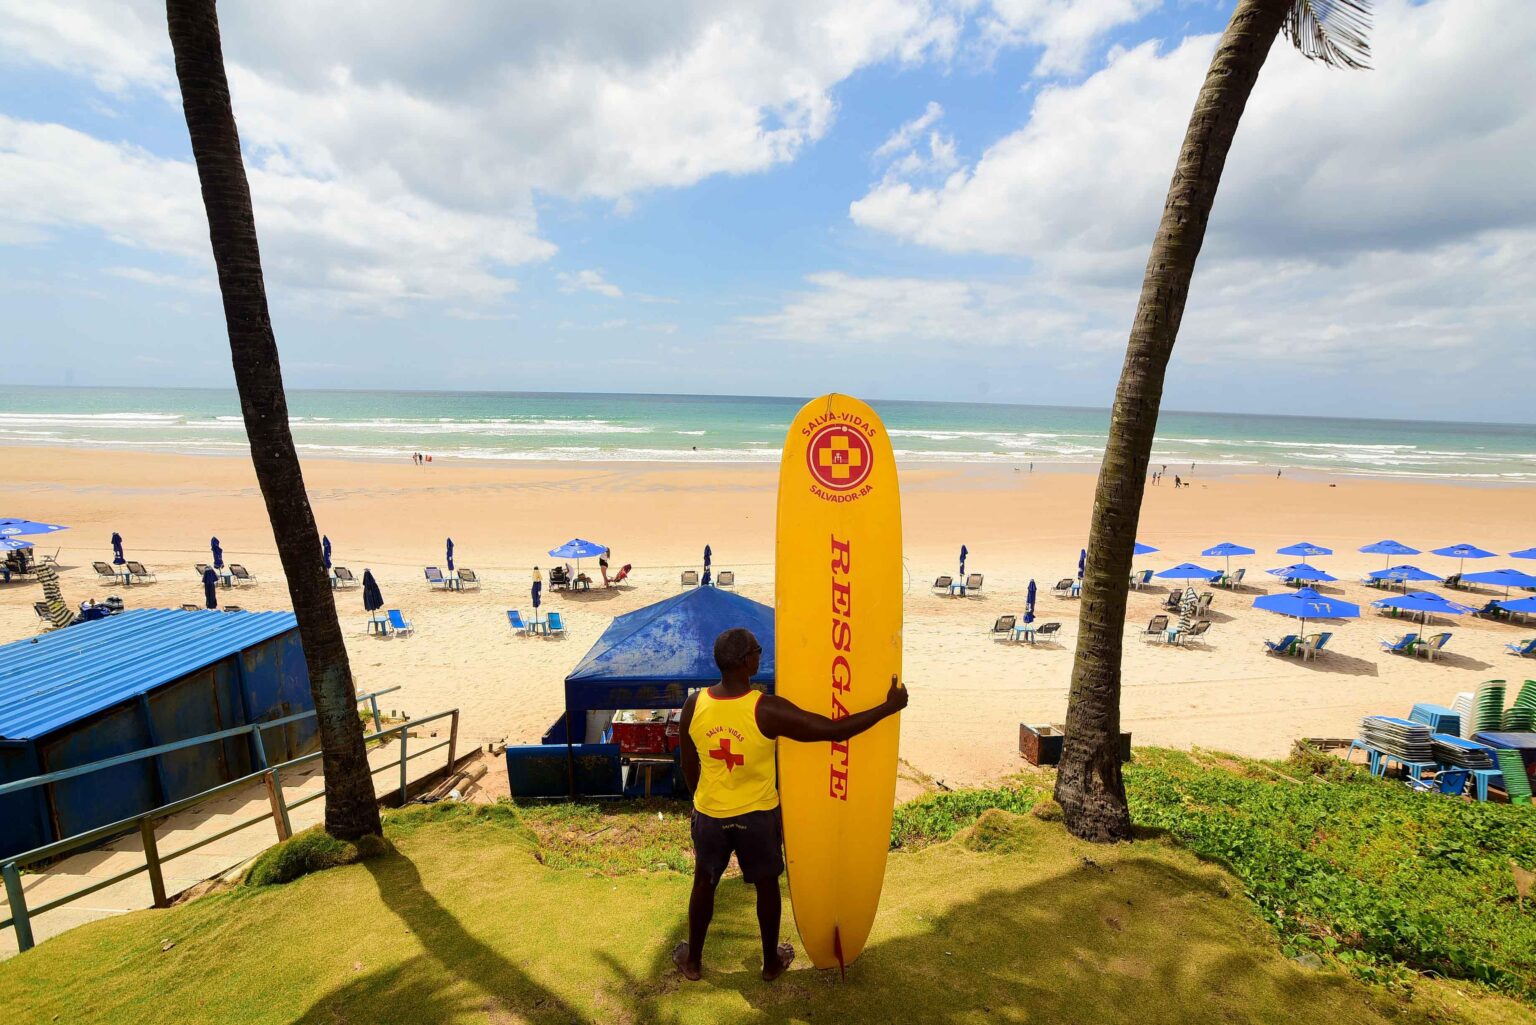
[166,0,381,840]
[1054,0,1289,842]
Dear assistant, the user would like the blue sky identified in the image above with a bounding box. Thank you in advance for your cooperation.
[2,1,1533,422]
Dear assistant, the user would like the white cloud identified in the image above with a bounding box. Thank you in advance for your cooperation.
[874,101,945,160]
[0,3,172,94]
[557,269,625,299]
[979,0,1162,76]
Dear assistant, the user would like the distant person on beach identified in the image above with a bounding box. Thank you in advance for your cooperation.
[1277,469,1283,478]
[1174,475,1182,489]
[674,627,908,983]
[600,548,611,587]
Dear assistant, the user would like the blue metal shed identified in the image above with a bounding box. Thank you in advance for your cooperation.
[0,608,316,858]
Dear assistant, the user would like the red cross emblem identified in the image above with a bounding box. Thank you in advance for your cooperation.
[709,738,745,773]
[806,425,874,491]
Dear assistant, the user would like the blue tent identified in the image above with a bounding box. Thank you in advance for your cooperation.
[1253,587,1359,633]
[1277,541,1332,558]
[564,587,775,712]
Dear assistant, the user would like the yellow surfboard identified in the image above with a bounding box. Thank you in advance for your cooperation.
[775,393,902,973]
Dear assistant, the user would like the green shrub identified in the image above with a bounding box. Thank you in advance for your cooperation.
[890,784,1039,849]
[243,827,388,887]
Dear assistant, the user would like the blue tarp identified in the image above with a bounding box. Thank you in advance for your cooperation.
[564,587,775,711]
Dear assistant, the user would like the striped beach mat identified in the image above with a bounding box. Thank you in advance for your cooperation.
[37,563,73,628]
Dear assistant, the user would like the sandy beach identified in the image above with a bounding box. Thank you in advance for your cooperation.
[3,445,1533,789]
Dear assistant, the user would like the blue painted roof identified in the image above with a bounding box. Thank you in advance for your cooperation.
[566,587,774,687]
[0,608,298,741]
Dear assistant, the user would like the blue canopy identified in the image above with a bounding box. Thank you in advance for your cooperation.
[1496,596,1536,614]
[211,536,223,570]
[1368,564,1440,583]
[550,538,607,559]
[322,535,332,570]
[362,570,384,612]
[564,587,775,711]
[0,538,33,551]
[1277,541,1332,558]
[1025,579,1037,625]
[1133,541,1158,555]
[1462,568,1536,589]
[111,532,125,565]
[1510,547,1536,560]
[446,537,455,573]
[1156,562,1219,581]
[202,567,219,610]
[0,518,68,536]
[1268,563,1336,583]
[1253,587,1359,630]
[1372,591,1474,618]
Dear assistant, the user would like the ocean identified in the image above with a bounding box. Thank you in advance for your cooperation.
[1,386,1532,482]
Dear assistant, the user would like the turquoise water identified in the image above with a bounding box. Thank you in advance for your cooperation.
[0,386,1532,481]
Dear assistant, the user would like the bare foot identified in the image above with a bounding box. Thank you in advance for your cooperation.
[762,942,795,982]
[673,942,701,982]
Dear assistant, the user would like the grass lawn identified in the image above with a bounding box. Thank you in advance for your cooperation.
[3,788,1535,1025]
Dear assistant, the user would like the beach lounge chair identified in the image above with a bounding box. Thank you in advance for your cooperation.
[228,564,256,586]
[332,566,360,588]
[609,564,631,586]
[1174,620,1211,646]
[1142,615,1169,642]
[1264,634,1299,656]
[424,566,450,590]
[125,560,157,584]
[387,609,414,636]
[1414,632,1451,660]
[507,609,530,634]
[1380,633,1419,655]
[681,570,699,589]
[1407,768,1470,797]
[1196,592,1214,616]
[33,601,53,625]
[964,573,984,595]
[1051,578,1075,598]
[1131,569,1153,590]
[222,605,243,613]
[990,615,1017,640]
[1298,632,1333,660]
[932,575,953,594]
[546,611,566,636]
[195,563,210,577]
[549,566,571,591]
[92,561,119,584]
[1505,638,1536,657]
[1443,573,1463,590]
[716,570,736,588]
[1034,622,1062,644]
[456,568,482,591]
[180,603,201,612]
[1224,568,1247,589]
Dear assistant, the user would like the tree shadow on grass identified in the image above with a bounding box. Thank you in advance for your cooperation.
[289,849,584,1025]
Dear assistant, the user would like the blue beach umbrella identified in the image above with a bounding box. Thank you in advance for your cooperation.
[1496,596,1536,615]
[202,567,219,610]
[322,535,332,570]
[1268,563,1337,585]
[111,532,125,565]
[1025,579,1037,625]
[1077,548,1086,580]
[1431,543,1495,576]
[1372,590,1474,625]
[362,570,384,613]
[1156,563,1220,585]
[1253,586,1359,636]
[1202,541,1255,576]
[1461,568,1536,598]
[1367,565,1440,587]
[1277,541,1332,559]
[0,518,68,536]
[551,537,604,577]
[1133,541,1158,556]
[1359,539,1419,571]
[1,538,33,551]
[1510,547,1536,561]
[446,537,454,573]
[959,545,968,578]
[211,536,224,570]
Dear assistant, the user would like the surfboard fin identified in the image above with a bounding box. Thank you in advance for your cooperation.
[833,925,846,981]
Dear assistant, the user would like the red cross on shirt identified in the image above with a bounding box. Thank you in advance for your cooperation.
[709,738,745,772]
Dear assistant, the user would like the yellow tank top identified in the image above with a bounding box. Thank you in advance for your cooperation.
[689,689,779,817]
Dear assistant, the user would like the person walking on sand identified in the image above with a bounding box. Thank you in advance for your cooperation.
[599,548,611,587]
[673,628,908,983]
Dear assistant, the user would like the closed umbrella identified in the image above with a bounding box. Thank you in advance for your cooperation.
[704,545,712,570]
[1202,541,1255,577]
[202,567,219,610]
[362,570,384,613]
[211,536,224,570]
[1360,539,1419,571]
[959,545,968,579]
[1025,579,1037,625]
[1077,548,1086,580]
[1178,587,1197,634]
[1431,543,1495,577]
[322,535,332,570]
[1461,568,1536,599]
[1253,586,1360,637]
[702,567,712,587]
[111,532,125,565]
[0,518,68,536]
[1277,541,1332,559]
[532,580,542,627]
[36,563,73,628]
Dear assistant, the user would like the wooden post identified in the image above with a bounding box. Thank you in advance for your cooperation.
[140,818,168,908]
[398,728,409,804]
[447,710,459,772]
[265,771,290,841]
[2,861,34,953]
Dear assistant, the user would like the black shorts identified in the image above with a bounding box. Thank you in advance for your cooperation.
[691,808,784,886]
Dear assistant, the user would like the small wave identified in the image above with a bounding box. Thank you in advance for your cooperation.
[675,430,706,436]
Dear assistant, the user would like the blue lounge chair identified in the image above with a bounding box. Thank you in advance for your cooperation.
[1299,632,1333,659]
[424,566,449,590]
[507,609,529,634]
[1264,634,1299,656]
[1129,569,1153,590]
[546,611,565,636]
[387,609,414,635]
[1507,637,1536,657]
[1380,633,1418,655]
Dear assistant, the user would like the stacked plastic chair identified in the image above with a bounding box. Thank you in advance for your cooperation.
[1431,734,1496,770]
[1409,703,1460,736]
[1359,716,1435,763]
[1475,680,1508,736]
[1502,680,1536,731]
[1494,749,1533,805]
[1451,692,1476,739]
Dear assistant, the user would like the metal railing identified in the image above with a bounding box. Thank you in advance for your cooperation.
[1,703,459,954]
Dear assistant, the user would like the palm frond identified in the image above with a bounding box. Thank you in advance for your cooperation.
[1283,0,1373,70]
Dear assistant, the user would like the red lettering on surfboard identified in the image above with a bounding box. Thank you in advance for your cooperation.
[829,533,852,800]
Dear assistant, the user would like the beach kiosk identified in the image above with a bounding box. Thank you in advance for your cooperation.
[507,587,775,798]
